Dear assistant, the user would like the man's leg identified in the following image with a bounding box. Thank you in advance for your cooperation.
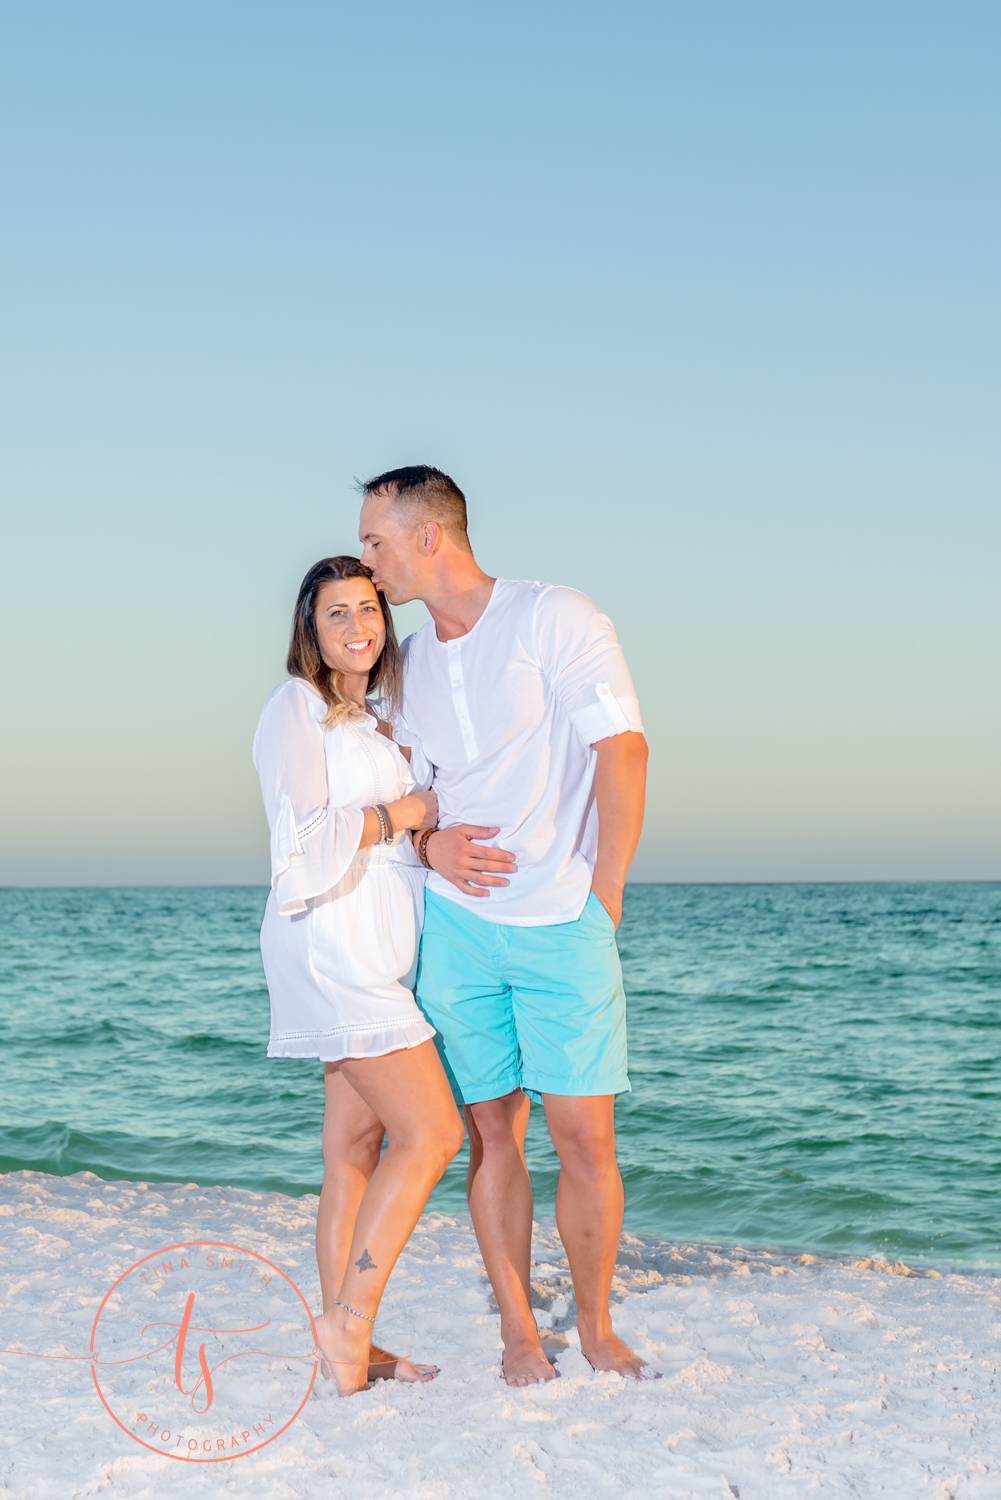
[542,1093,648,1377]
[415,894,551,1384]
[465,1089,557,1385]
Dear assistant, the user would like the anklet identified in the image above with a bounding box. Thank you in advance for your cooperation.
[333,1299,375,1322]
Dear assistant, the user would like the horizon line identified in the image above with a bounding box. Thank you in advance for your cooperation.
[2,878,999,892]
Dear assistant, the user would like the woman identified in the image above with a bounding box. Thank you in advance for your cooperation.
[253,555,465,1397]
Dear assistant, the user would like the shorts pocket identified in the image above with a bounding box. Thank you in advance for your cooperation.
[585,891,617,934]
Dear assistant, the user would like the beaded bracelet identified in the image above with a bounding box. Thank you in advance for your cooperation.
[370,804,394,844]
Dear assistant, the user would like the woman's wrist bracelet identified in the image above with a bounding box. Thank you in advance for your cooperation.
[369,804,394,844]
[416,827,439,870]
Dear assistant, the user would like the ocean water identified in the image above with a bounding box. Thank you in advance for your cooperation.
[1,884,998,1268]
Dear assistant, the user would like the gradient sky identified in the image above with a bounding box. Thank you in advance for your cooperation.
[2,1,998,885]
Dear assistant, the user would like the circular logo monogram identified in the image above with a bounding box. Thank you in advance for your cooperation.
[90,1241,317,1462]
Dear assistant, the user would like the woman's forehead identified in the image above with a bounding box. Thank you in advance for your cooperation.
[316,575,378,607]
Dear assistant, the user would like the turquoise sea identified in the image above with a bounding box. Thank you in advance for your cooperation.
[1,884,998,1269]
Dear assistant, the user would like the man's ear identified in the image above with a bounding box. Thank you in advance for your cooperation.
[419,520,443,556]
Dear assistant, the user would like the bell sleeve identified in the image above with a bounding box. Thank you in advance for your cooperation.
[252,679,366,915]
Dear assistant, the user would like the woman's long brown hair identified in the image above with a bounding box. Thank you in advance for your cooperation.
[286,556,402,726]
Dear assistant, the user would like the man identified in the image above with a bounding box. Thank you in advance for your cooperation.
[359,465,649,1385]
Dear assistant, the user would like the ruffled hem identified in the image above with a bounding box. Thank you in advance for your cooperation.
[267,1017,435,1062]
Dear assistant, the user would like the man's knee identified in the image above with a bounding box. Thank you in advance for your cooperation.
[547,1106,617,1175]
[465,1092,527,1151]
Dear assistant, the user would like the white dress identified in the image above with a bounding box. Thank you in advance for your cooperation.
[252,677,435,1061]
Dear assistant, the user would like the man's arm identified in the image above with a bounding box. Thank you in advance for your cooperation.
[590,731,648,928]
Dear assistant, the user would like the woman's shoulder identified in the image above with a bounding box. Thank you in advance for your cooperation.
[265,675,324,707]
[257,676,327,730]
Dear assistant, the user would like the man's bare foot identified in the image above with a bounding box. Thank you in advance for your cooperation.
[579,1329,658,1380]
[315,1307,372,1397]
[368,1343,438,1384]
[501,1334,560,1387]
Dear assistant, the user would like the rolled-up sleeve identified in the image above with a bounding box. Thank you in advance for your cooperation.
[252,680,365,914]
[534,585,644,748]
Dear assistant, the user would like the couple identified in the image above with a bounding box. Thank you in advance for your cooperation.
[253,466,649,1396]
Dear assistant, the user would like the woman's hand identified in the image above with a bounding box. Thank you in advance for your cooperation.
[408,790,438,832]
[386,790,437,833]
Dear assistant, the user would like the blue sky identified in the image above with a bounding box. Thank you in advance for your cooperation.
[1,1,998,883]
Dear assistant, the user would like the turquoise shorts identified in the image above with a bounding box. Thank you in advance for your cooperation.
[415,889,630,1106]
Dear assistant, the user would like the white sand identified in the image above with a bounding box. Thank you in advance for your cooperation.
[2,1171,999,1499]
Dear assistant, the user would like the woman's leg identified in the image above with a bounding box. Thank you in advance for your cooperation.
[316,1065,385,1313]
[314,1040,465,1395]
[316,1062,441,1384]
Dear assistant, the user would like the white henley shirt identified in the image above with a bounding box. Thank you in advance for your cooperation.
[396,577,643,926]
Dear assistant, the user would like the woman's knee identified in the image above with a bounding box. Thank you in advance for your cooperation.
[427,1111,467,1170]
[395,1112,465,1175]
[323,1119,384,1174]
[442,1112,467,1162]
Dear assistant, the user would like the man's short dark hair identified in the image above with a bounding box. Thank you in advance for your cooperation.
[359,465,469,547]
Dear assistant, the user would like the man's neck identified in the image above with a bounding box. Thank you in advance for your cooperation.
[422,555,497,642]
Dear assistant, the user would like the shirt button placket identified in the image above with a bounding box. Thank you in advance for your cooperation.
[447,639,479,761]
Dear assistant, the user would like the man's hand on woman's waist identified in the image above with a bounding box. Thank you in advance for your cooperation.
[424,826,518,898]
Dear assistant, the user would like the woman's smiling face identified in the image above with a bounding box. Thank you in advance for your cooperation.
[314,575,387,682]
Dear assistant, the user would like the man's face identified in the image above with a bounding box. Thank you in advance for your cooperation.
[359,489,423,604]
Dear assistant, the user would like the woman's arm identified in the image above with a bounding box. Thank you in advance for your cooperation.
[254,683,438,913]
[358,790,438,849]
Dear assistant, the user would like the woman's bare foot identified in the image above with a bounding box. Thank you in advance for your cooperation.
[368,1343,439,1383]
[579,1329,658,1380]
[315,1306,373,1397]
[501,1333,560,1387]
